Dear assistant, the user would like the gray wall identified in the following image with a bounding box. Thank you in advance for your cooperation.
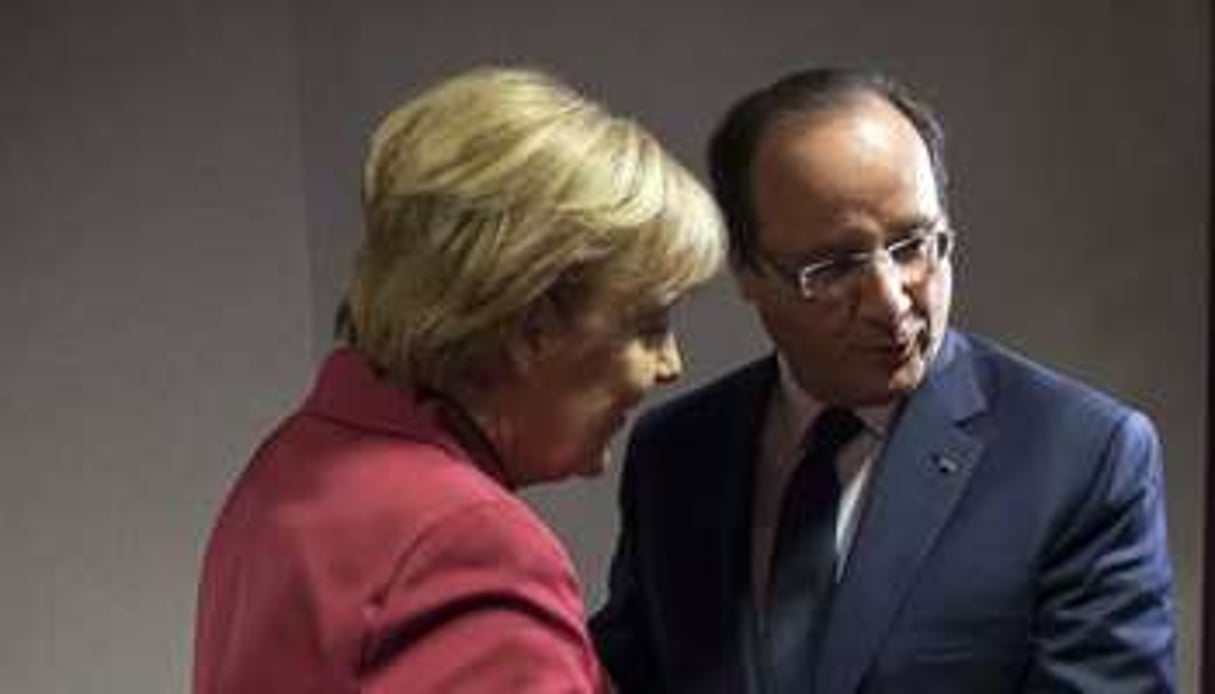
[0,1,313,691]
[296,0,1208,689]
[0,0,1206,691]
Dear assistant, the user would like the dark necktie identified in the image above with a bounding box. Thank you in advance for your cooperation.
[765,407,864,693]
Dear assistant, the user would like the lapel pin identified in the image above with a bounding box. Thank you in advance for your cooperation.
[934,456,960,475]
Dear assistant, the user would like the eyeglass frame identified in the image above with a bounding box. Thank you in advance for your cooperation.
[754,225,956,302]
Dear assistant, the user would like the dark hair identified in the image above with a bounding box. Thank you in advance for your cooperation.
[707,67,948,269]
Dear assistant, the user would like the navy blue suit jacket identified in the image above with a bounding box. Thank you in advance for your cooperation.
[591,330,1175,693]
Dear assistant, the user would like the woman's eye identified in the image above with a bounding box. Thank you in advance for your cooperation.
[635,311,673,343]
[640,320,670,340]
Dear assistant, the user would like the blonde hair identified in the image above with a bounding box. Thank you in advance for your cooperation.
[346,66,724,389]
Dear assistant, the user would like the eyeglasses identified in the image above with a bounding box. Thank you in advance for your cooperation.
[757,227,955,302]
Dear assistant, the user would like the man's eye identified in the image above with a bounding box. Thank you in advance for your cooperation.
[890,236,929,263]
[818,257,863,280]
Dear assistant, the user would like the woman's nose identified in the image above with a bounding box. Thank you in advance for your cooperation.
[655,334,683,385]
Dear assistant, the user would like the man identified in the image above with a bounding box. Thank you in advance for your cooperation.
[591,67,1176,693]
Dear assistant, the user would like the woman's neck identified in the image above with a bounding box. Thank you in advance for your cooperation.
[426,384,517,489]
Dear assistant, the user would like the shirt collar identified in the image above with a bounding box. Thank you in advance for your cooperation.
[775,353,898,440]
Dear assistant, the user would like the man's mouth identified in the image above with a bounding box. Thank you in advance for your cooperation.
[858,323,924,360]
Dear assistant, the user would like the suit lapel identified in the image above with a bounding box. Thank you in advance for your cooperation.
[816,332,988,693]
[674,356,775,693]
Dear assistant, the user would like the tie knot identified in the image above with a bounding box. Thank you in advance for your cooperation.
[805,407,863,458]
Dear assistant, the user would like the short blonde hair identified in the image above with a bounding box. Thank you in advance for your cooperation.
[346,66,724,389]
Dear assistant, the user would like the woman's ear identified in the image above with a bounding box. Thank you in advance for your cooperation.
[507,294,567,372]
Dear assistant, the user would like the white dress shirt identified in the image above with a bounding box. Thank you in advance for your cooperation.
[751,357,895,611]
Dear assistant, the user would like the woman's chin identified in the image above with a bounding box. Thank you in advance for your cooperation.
[575,447,612,479]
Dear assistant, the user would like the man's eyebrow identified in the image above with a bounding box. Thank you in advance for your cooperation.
[881,216,943,242]
[902,215,946,232]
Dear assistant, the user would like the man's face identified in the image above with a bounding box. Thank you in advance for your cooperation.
[736,97,953,407]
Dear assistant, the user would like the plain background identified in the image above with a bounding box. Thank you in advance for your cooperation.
[0,0,1207,691]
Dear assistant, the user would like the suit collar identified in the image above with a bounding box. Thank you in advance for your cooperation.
[665,355,776,693]
[659,335,990,692]
[924,329,988,423]
[816,330,989,692]
[706,354,780,593]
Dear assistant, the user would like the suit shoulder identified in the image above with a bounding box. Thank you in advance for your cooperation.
[960,332,1140,423]
[633,356,773,436]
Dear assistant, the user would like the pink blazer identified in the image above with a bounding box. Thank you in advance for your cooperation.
[194,349,606,693]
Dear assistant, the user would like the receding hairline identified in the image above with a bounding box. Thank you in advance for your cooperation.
[755,88,921,155]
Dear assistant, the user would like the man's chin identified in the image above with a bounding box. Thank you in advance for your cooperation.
[890,356,929,394]
[844,360,928,407]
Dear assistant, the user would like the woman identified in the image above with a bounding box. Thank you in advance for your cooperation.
[193,67,724,692]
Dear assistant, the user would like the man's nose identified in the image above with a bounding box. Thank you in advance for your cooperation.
[855,254,911,320]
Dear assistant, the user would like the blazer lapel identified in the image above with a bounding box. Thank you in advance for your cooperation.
[815,332,988,693]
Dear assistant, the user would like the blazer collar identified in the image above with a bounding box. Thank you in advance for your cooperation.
[300,348,510,486]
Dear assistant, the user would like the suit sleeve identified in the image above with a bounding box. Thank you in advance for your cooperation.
[362,499,607,693]
[590,430,664,693]
[1024,409,1177,692]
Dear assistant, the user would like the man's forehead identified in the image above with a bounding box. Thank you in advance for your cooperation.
[750,99,941,254]
[758,96,921,164]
